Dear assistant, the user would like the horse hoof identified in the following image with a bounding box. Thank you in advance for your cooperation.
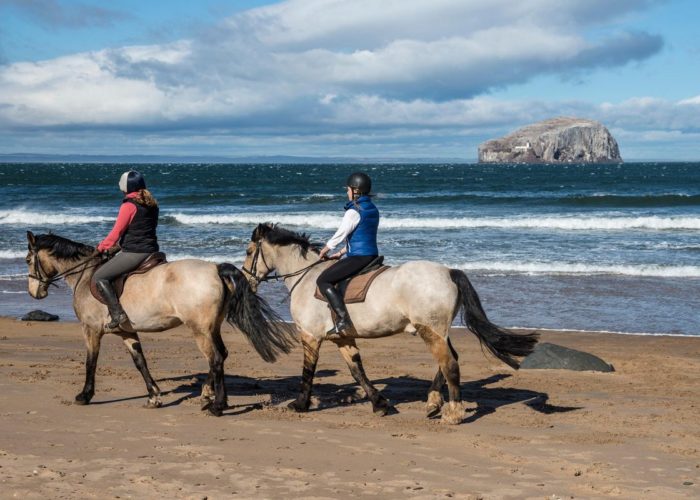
[74,393,92,405]
[440,402,464,425]
[426,404,441,419]
[207,405,224,417]
[200,398,214,412]
[145,398,162,409]
[372,398,394,416]
[287,399,309,413]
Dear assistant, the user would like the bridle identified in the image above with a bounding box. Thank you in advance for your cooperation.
[242,240,326,296]
[28,249,103,290]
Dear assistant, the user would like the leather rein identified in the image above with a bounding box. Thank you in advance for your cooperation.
[29,250,103,289]
[241,240,326,297]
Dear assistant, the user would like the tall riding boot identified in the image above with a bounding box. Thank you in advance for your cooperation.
[323,286,354,336]
[95,279,130,331]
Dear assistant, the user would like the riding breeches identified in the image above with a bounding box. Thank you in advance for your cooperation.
[316,255,378,293]
[92,251,150,283]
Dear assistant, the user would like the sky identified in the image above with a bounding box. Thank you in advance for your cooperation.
[0,0,698,161]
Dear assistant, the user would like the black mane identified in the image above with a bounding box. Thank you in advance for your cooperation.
[251,223,321,256]
[33,233,95,261]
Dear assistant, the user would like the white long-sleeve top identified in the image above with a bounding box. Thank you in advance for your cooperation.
[325,209,361,250]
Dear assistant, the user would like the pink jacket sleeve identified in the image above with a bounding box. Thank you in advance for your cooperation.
[97,202,137,252]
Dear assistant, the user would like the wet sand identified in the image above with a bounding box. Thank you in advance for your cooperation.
[0,317,698,499]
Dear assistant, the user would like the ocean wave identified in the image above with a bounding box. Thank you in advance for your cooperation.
[166,213,343,229]
[453,261,700,277]
[0,250,25,259]
[0,273,26,281]
[0,209,110,225]
[381,215,700,231]
[167,253,245,264]
[165,212,700,231]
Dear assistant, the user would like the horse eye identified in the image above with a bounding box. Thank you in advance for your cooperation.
[246,249,252,256]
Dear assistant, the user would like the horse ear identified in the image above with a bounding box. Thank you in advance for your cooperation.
[252,223,271,242]
[27,231,36,249]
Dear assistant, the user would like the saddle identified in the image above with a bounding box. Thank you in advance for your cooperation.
[314,256,390,304]
[90,252,167,305]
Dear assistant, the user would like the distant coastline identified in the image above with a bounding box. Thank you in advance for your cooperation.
[0,153,694,164]
[0,153,471,164]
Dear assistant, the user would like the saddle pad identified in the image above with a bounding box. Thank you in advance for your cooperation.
[90,252,167,305]
[315,265,390,304]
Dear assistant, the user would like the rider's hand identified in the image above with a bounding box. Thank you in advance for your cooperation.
[328,252,341,260]
[319,246,331,260]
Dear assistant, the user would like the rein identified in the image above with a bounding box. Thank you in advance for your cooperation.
[29,252,103,288]
[242,241,326,297]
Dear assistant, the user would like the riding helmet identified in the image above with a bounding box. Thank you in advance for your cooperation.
[346,172,372,194]
[119,170,147,194]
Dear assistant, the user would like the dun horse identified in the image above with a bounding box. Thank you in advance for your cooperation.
[243,223,538,424]
[26,231,295,416]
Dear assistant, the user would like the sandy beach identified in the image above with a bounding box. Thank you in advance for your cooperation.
[0,317,698,499]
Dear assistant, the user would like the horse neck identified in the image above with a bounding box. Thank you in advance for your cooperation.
[273,245,320,290]
[53,255,98,291]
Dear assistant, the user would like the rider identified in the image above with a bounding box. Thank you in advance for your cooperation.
[317,172,379,335]
[92,170,159,331]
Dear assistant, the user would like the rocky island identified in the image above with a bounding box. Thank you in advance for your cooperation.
[478,117,622,163]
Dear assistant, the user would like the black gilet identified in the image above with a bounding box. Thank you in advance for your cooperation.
[119,199,159,253]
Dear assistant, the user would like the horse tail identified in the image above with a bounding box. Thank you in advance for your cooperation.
[217,263,296,363]
[449,269,538,369]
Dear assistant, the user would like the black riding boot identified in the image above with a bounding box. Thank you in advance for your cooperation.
[95,279,130,331]
[323,286,354,336]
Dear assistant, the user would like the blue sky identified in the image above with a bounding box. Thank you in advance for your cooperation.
[0,0,698,160]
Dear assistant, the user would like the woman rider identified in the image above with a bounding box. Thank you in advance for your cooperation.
[92,170,159,331]
[317,172,379,335]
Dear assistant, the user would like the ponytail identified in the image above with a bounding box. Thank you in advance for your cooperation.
[136,189,158,208]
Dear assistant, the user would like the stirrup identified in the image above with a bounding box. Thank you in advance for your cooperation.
[326,318,354,337]
[104,313,131,332]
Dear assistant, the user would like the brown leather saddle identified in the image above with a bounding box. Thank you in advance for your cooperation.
[90,252,167,305]
[314,256,390,304]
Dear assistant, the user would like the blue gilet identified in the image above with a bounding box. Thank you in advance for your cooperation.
[345,195,379,256]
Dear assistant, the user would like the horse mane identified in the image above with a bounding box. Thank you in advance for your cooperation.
[33,233,95,261]
[251,223,321,256]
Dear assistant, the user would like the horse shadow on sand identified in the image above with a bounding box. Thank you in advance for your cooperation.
[108,370,581,422]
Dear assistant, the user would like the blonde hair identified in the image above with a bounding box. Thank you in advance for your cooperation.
[135,188,158,207]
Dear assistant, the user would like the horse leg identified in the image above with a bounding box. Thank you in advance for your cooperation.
[418,326,463,424]
[288,331,322,412]
[333,337,393,416]
[426,338,457,418]
[118,331,162,408]
[193,329,228,416]
[426,370,445,418]
[75,325,102,405]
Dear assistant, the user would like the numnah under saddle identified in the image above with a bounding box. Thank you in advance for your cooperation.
[314,256,390,304]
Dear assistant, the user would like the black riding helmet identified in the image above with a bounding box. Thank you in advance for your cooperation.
[346,172,371,194]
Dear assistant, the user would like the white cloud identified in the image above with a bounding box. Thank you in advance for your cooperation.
[0,0,692,159]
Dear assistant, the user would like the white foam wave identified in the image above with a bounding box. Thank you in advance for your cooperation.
[453,261,700,277]
[382,215,700,231]
[0,250,25,259]
[0,209,110,225]
[169,212,343,229]
[502,326,699,338]
[168,212,700,231]
[0,273,26,281]
[167,253,244,264]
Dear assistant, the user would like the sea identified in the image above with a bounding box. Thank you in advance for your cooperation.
[1,162,698,336]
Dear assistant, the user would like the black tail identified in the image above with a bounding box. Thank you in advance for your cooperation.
[218,263,296,363]
[449,269,538,369]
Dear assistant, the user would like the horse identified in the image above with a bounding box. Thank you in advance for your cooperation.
[242,223,539,424]
[25,231,296,416]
